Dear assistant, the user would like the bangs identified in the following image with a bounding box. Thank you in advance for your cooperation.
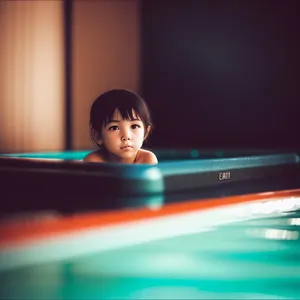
[104,107,142,127]
[90,89,152,131]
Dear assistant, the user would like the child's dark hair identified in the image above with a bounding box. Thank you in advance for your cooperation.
[89,89,153,143]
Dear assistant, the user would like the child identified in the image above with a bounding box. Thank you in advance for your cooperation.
[84,89,158,164]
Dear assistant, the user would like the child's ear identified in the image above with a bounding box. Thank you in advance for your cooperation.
[144,126,151,140]
[91,128,103,146]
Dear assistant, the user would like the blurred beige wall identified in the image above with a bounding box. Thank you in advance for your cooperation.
[0,0,140,153]
[72,0,140,150]
[0,0,65,153]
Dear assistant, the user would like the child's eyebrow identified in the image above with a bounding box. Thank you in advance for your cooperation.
[129,118,142,121]
[107,119,120,123]
[107,118,141,123]
[106,118,142,126]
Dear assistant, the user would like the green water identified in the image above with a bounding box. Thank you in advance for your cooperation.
[0,150,91,161]
[1,211,300,299]
[0,149,290,162]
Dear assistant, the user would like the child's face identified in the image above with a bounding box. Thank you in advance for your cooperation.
[98,109,148,162]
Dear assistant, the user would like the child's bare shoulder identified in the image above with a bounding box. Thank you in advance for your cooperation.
[137,149,158,164]
[83,150,105,163]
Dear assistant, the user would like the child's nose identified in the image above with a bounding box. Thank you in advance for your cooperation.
[121,129,131,141]
[121,135,131,141]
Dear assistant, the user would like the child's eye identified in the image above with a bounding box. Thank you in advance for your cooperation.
[131,124,141,129]
[108,126,119,131]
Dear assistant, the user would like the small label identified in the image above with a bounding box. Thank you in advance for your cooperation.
[219,171,231,181]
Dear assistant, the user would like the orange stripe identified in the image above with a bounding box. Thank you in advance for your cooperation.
[1,189,300,248]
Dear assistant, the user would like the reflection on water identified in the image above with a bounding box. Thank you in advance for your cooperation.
[1,209,300,299]
[253,228,299,240]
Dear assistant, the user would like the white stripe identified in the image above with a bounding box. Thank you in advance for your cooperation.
[0,196,299,271]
